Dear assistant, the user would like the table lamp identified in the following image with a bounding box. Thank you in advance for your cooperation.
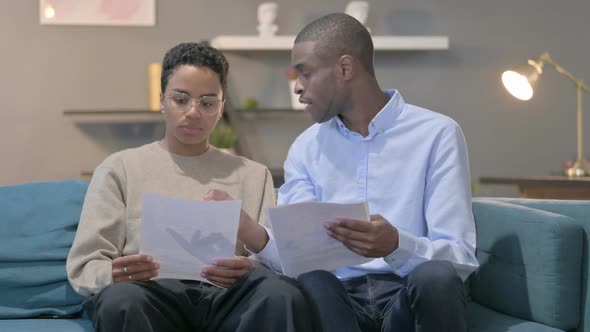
[501,52,590,177]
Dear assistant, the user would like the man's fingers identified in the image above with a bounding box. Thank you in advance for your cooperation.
[329,232,371,253]
[325,218,372,232]
[326,225,367,241]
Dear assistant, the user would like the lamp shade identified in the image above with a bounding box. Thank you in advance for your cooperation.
[501,60,543,101]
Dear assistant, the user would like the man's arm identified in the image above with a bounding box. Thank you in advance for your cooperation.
[383,123,478,280]
[250,143,320,273]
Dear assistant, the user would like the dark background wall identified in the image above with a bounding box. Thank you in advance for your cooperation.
[1,0,589,197]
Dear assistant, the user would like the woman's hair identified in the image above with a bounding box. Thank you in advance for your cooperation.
[160,42,229,96]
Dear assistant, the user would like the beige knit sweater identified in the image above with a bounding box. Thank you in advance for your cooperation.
[66,142,275,296]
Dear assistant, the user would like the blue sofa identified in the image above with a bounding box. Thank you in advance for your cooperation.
[0,180,587,331]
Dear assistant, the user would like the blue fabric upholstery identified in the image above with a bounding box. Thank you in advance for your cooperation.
[0,318,93,332]
[485,198,590,332]
[471,198,584,331]
[0,181,587,332]
[467,302,565,332]
[0,180,88,318]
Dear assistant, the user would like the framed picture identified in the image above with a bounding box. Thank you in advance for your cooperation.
[40,0,156,26]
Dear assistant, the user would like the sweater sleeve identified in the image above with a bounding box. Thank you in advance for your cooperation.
[66,158,128,296]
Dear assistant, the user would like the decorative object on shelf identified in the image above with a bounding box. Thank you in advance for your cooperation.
[284,67,304,110]
[39,0,156,26]
[345,1,370,33]
[502,52,590,177]
[257,2,278,37]
[148,63,162,111]
[209,121,237,154]
[242,98,259,110]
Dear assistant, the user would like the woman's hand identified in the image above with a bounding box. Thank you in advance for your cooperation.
[112,254,159,283]
[201,257,253,288]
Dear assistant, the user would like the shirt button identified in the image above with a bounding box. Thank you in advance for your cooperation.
[358,178,365,184]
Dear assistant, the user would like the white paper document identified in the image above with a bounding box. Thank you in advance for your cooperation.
[140,192,241,282]
[266,201,372,278]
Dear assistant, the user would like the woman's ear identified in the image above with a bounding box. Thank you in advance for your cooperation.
[218,103,225,120]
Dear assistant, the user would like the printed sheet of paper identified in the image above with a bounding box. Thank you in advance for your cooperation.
[140,192,241,282]
[266,201,372,278]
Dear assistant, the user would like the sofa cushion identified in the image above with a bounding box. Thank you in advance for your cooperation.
[0,318,94,332]
[489,198,590,332]
[467,302,565,332]
[0,180,88,318]
[471,199,583,330]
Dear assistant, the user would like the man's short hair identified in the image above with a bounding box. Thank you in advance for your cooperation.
[161,42,229,96]
[295,13,375,77]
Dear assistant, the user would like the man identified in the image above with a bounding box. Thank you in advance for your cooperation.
[66,42,318,332]
[255,13,479,332]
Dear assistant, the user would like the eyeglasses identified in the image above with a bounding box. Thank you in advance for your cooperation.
[163,92,224,116]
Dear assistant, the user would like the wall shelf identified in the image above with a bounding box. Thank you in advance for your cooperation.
[210,35,449,51]
[63,110,163,124]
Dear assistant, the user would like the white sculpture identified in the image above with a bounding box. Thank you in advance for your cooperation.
[345,1,371,33]
[257,2,278,37]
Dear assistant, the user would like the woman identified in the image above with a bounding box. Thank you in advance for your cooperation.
[66,42,317,332]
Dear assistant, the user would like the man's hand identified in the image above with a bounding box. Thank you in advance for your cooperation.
[112,254,159,283]
[201,257,253,288]
[324,214,399,258]
[201,189,269,253]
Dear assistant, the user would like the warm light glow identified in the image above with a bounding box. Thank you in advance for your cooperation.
[502,70,533,101]
[44,5,56,19]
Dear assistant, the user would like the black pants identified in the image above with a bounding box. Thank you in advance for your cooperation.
[298,260,467,332]
[84,267,319,332]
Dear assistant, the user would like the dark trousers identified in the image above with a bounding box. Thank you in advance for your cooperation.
[297,260,467,332]
[84,267,319,332]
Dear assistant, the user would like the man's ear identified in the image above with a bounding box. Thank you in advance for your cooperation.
[337,55,354,81]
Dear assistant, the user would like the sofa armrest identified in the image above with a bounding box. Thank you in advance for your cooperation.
[470,198,583,331]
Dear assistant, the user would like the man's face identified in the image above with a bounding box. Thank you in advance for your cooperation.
[161,65,223,155]
[291,41,344,123]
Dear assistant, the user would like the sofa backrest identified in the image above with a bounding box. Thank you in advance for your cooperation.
[0,180,89,318]
[472,198,588,332]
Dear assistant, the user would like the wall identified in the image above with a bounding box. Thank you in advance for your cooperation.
[1,0,589,197]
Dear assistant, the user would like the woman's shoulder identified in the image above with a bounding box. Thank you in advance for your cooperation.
[95,142,159,171]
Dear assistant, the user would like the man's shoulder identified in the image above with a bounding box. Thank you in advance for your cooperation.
[403,103,460,132]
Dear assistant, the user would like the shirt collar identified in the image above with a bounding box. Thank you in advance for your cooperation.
[333,89,404,138]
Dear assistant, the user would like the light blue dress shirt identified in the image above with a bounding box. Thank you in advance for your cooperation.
[256,90,479,281]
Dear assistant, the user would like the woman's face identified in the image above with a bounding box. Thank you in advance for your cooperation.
[160,65,224,156]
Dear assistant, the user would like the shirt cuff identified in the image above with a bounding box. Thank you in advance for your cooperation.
[246,224,283,273]
[383,228,418,275]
